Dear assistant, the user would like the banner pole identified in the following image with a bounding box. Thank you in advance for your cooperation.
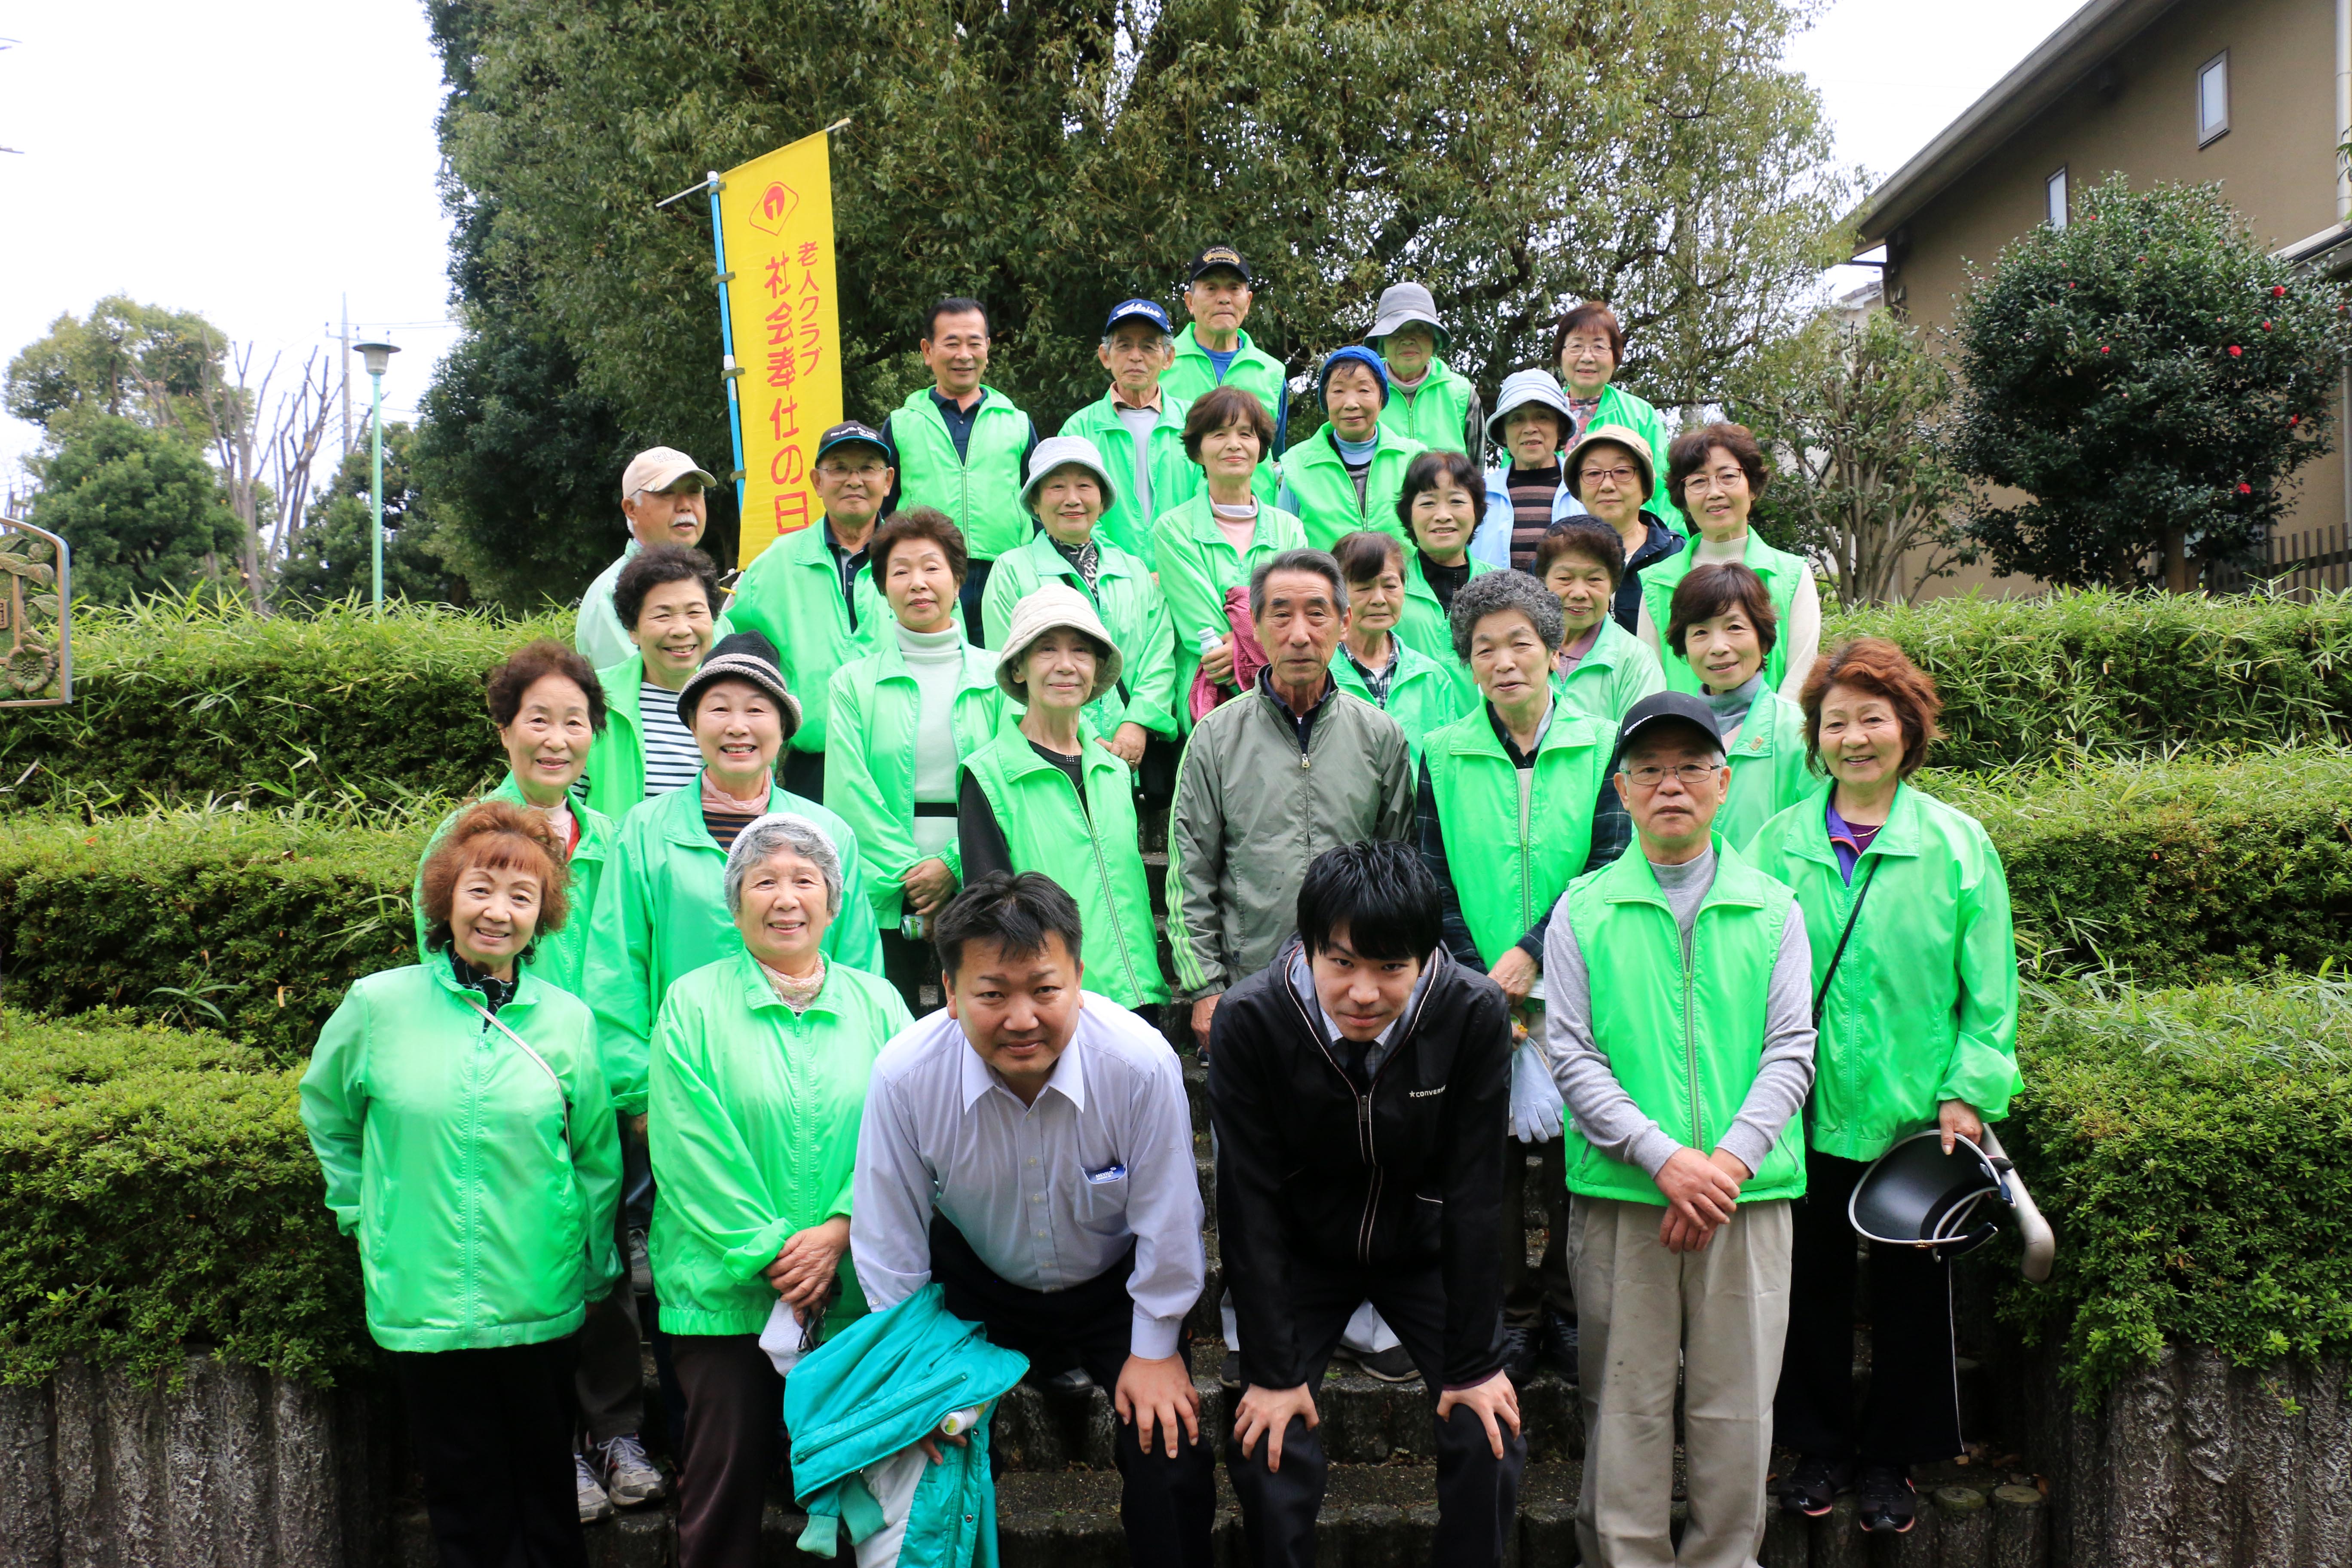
[706,168,749,524]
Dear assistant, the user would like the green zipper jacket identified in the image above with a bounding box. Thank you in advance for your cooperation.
[1559,836,1805,1205]
[1056,391,1203,566]
[410,774,615,1000]
[1555,616,1666,727]
[585,777,882,1115]
[1378,358,1477,455]
[1330,636,1466,767]
[888,386,1035,562]
[1161,324,1290,496]
[725,518,897,756]
[1716,688,1815,852]
[1639,530,1812,696]
[1279,426,1427,553]
[824,636,1005,928]
[960,726,1169,1008]
[981,530,1179,740]
[1150,495,1309,724]
[1590,382,1687,535]
[1394,549,1494,705]
[1422,703,1614,967]
[1746,781,2022,1162]
[648,948,913,1336]
[300,961,623,1351]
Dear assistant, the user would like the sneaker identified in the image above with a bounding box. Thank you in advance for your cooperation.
[626,1228,652,1295]
[1778,1453,1853,1517]
[1219,1352,1243,1392]
[574,1451,614,1524]
[1857,1463,1917,1534]
[1541,1311,1580,1379]
[593,1431,667,1508]
[1500,1320,1539,1386]
[1355,1345,1418,1383]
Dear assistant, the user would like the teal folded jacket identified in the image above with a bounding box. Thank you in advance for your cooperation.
[784,1283,1030,1565]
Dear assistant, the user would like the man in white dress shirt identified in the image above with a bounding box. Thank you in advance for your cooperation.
[852,871,1213,1567]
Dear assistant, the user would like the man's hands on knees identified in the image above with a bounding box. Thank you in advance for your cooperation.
[1654,1148,1750,1253]
[1234,1383,1319,1473]
[1115,1353,1201,1459]
[1436,1370,1522,1459]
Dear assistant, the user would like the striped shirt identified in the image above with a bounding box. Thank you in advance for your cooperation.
[639,680,703,798]
[1506,464,1562,572]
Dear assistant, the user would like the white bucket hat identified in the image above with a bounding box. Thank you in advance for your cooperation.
[1484,369,1575,448]
[995,582,1123,704]
[1020,435,1119,517]
[1366,282,1450,356]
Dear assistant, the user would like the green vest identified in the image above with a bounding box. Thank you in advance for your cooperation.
[1378,358,1475,454]
[1056,391,1203,567]
[1639,530,1811,696]
[1559,837,1806,1205]
[1329,636,1466,768]
[981,529,1179,739]
[1554,616,1666,728]
[1422,702,1613,966]
[1149,494,1309,726]
[960,729,1169,1008]
[725,518,896,754]
[1715,689,1815,852]
[1280,426,1427,553]
[411,774,616,1000]
[1394,548,1494,705]
[1161,326,1287,507]
[889,386,1034,561]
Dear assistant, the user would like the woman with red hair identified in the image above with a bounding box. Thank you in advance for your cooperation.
[1744,639,2021,1538]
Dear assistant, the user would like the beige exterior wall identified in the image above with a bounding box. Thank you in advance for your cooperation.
[1878,0,2345,598]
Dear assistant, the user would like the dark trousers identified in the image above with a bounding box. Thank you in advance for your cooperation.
[781,747,826,804]
[669,1333,786,1568]
[1227,1261,1525,1568]
[1774,1148,1965,1466]
[879,928,939,1018]
[395,1337,587,1568]
[959,560,995,644]
[1501,1136,1573,1324]
[928,1217,1214,1568]
[578,1114,649,1445]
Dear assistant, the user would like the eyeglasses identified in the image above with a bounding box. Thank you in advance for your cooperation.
[1622,763,1721,789]
[1560,337,1614,357]
[1684,469,1748,494]
[1580,466,1638,487]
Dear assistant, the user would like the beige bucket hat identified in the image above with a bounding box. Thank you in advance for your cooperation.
[994,582,1123,704]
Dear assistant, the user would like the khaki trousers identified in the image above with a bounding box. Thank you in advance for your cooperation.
[1572,1195,1793,1568]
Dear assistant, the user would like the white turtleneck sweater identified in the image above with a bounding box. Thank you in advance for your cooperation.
[896,621,965,859]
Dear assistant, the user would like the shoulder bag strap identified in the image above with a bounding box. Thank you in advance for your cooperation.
[1810,853,1882,1028]
[465,1000,573,1149]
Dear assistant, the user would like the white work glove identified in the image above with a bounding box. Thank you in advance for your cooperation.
[1508,1035,1565,1144]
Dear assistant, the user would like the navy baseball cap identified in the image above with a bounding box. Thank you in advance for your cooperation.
[814,421,890,463]
[1611,691,1725,770]
[1186,245,1253,284]
[1105,298,1174,335]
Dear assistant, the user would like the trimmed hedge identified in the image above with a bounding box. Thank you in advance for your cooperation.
[2002,975,2352,1401]
[0,805,434,1060]
[0,596,567,807]
[0,1012,367,1388]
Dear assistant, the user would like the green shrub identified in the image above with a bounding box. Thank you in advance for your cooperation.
[1924,748,2352,982]
[0,804,435,1060]
[0,1012,368,1388]
[0,594,568,806]
[2002,974,2352,1402]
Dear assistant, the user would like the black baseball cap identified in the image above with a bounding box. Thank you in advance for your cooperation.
[1611,691,1725,771]
[814,421,890,463]
[1186,245,1253,285]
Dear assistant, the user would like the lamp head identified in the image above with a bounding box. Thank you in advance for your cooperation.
[355,341,401,377]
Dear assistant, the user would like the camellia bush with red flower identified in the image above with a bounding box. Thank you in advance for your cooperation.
[1951,175,2352,588]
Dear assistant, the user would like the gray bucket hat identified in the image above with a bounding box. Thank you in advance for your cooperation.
[1367,282,1450,357]
[1485,368,1575,447]
[995,582,1123,705]
[1020,435,1119,517]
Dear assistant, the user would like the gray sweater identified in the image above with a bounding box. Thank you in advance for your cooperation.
[1541,846,1816,1181]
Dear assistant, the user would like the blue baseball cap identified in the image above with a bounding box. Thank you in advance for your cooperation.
[1317,344,1391,407]
[1104,298,1173,336]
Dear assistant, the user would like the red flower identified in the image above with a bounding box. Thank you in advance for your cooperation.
[2274,285,2288,297]
[2263,320,2272,330]
[2100,346,2110,354]
[2237,483,2254,495]
[2291,415,2302,426]
[2229,345,2242,357]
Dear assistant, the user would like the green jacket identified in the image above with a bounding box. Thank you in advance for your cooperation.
[1590,382,1687,536]
[1378,358,1477,455]
[725,518,896,756]
[579,655,662,824]
[1554,616,1666,728]
[1150,495,1309,724]
[300,961,622,1351]
[1640,530,1812,696]
[1559,836,1806,1206]
[585,777,882,1115]
[888,386,1035,562]
[1394,549,1494,705]
[1161,324,1291,490]
[1330,636,1466,767]
[961,728,1169,1008]
[981,530,1179,740]
[410,775,616,1000]
[648,949,913,1336]
[1278,426,1427,553]
[1716,688,1815,852]
[1422,702,1614,967]
[824,636,1004,928]
[1056,391,1203,566]
[1746,781,2022,1163]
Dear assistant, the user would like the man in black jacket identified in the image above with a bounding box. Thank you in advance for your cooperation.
[1210,839,1525,1567]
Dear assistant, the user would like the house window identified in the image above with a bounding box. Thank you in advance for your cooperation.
[2047,166,2069,229]
[2199,52,2229,145]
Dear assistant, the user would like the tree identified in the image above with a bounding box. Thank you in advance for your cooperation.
[1951,177,2352,591]
[24,415,242,605]
[1727,309,1972,606]
[3,296,224,433]
[279,423,457,604]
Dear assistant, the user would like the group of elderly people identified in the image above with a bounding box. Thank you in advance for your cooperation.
[298,264,2020,1568]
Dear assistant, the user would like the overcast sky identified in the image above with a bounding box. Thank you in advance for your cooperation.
[0,0,2087,493]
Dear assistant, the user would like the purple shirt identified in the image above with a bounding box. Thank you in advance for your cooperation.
[1825,796,1883,884]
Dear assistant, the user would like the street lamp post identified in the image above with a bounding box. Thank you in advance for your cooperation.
[354,341,401,613]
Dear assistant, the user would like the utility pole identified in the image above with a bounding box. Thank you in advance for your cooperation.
[339,295,354,458]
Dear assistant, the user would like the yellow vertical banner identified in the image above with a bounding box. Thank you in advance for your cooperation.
[718,131,842,566]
